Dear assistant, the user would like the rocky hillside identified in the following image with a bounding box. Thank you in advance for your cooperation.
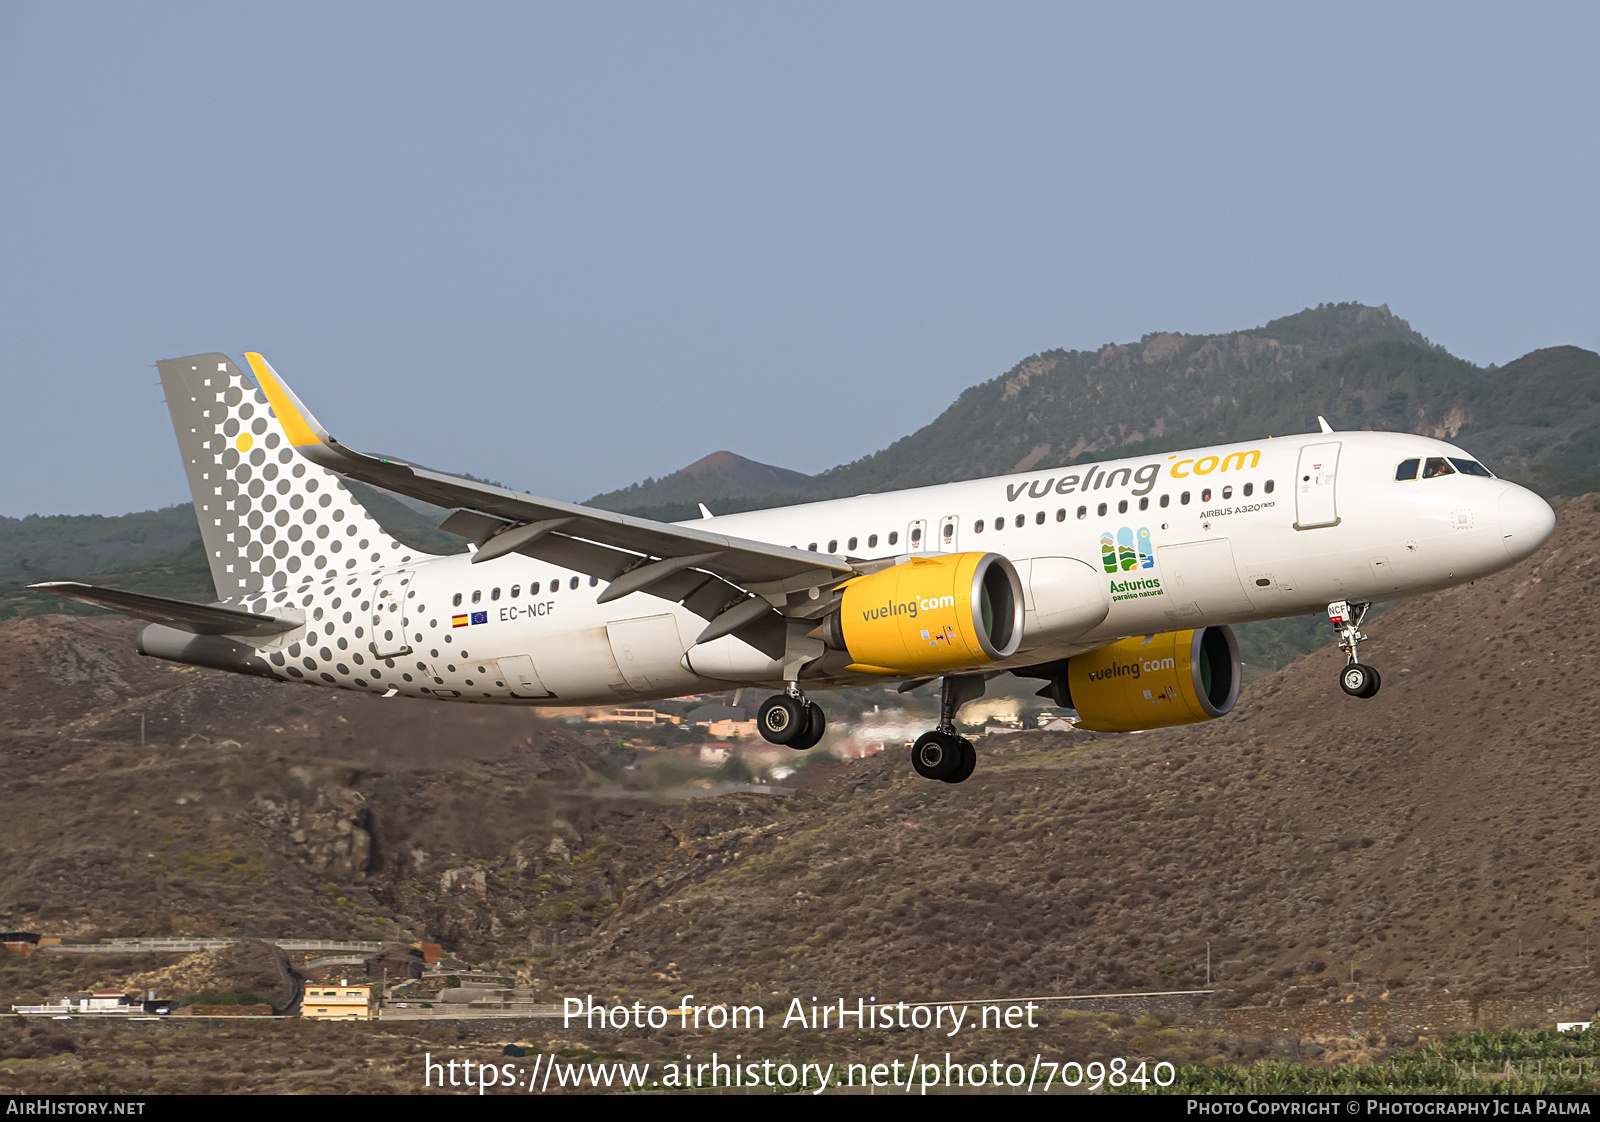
[2,497,1598,1028]
[554,494,1600,1010]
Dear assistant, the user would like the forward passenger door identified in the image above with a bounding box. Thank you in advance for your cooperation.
[1294,442,1342,530]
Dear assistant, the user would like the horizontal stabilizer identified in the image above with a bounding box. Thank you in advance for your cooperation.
[28,582,303,637]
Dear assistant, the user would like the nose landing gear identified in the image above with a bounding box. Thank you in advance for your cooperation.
[910,675,979,783]
[1329,600,1381,698]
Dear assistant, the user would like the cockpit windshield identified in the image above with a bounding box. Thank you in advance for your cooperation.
[1397,456,1495,481]
[1449,457,1494,477]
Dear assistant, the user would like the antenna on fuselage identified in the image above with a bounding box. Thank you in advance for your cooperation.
[1317,416,1334,434]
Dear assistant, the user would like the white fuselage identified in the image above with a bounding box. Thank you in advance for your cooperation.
[220,430,1553,705]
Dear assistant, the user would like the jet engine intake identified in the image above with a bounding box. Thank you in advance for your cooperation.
[1045,626,1239,732]
[819,552,1023,675]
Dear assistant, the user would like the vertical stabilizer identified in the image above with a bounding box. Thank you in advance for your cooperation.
[157,353,423,603]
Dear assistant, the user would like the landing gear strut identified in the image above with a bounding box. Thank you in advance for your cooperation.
[910,676,978,784]
[757,685,827,749]
[1329,600,1381,699]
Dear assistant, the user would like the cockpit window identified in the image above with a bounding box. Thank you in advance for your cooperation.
[1449,457,1494,477]
[1395,458,1419,481]
[1422,457,1455,479]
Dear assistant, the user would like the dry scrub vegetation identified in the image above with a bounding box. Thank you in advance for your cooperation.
[3,500,1600,1092]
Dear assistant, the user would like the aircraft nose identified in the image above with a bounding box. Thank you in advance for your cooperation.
[1499,484,1556,562]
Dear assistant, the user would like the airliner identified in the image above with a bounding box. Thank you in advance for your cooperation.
[35,353,1556,784]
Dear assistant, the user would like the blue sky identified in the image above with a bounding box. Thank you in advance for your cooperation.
[2,2,1596,516]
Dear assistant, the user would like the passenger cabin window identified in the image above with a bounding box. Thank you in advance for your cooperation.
[1014,514,1025,529]
[530,581,541,594]
[1138,497,1149,511]
[471,590,481,604]
[974,520,985,533]
[1395,458,1420,480]
[1097,503,1107,516]
[589,576,599,586]
[1180,492,1191,504]
[1117,500,1128,514]
[1160,494,1170,508]
[1201,488,1211,502]
[828,539,838,553]
[847,537,858,551]
[1034,511,1045,524]
[452,593,462,607]
[510,585,520,598]
[1221,486,1232,500]
[1451,458,1493,477]
[910,528,921,543]
[549,580,557,594]
[1056,508,1066,521]
[808,542,817,552]
[1422,457,1455,479]
[888,531,899,545]
[1076,506,1087,519]
[868,533,878,547]
[569,576,580,590]
[491,587,501,601]
[1264,480,1275,493]
[995,513,1004,528]
[1242,483,1252,496]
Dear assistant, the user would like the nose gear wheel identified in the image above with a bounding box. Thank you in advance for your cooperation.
[1339,663,1380,697]
[1329,600,1381,699]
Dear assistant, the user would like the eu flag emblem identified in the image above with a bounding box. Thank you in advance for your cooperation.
[471,611,488,625]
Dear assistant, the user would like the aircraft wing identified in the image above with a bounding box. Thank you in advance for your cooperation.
[243,354,853,654]
[28,582,302,637]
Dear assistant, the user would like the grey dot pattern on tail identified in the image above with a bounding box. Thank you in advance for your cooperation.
[183,357,438,697]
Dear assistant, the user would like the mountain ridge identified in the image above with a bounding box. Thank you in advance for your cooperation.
[587,311,1600,519]
[8,303,1597,658]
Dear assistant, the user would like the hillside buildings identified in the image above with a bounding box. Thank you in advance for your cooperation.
[302,981,373,1021]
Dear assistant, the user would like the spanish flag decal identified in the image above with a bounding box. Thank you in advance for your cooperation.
[452,614,469,628]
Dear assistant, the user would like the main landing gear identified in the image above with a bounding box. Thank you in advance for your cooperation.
[1329,600,1381,699]
[910,676,978,784]
[757,686,827,750]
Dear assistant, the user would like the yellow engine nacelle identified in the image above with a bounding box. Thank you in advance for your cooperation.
[821,552,1024,675]
[1065,627,1240,732]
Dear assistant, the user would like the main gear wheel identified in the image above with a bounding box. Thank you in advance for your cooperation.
[911,731,963,781]
[756,694,807,745]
